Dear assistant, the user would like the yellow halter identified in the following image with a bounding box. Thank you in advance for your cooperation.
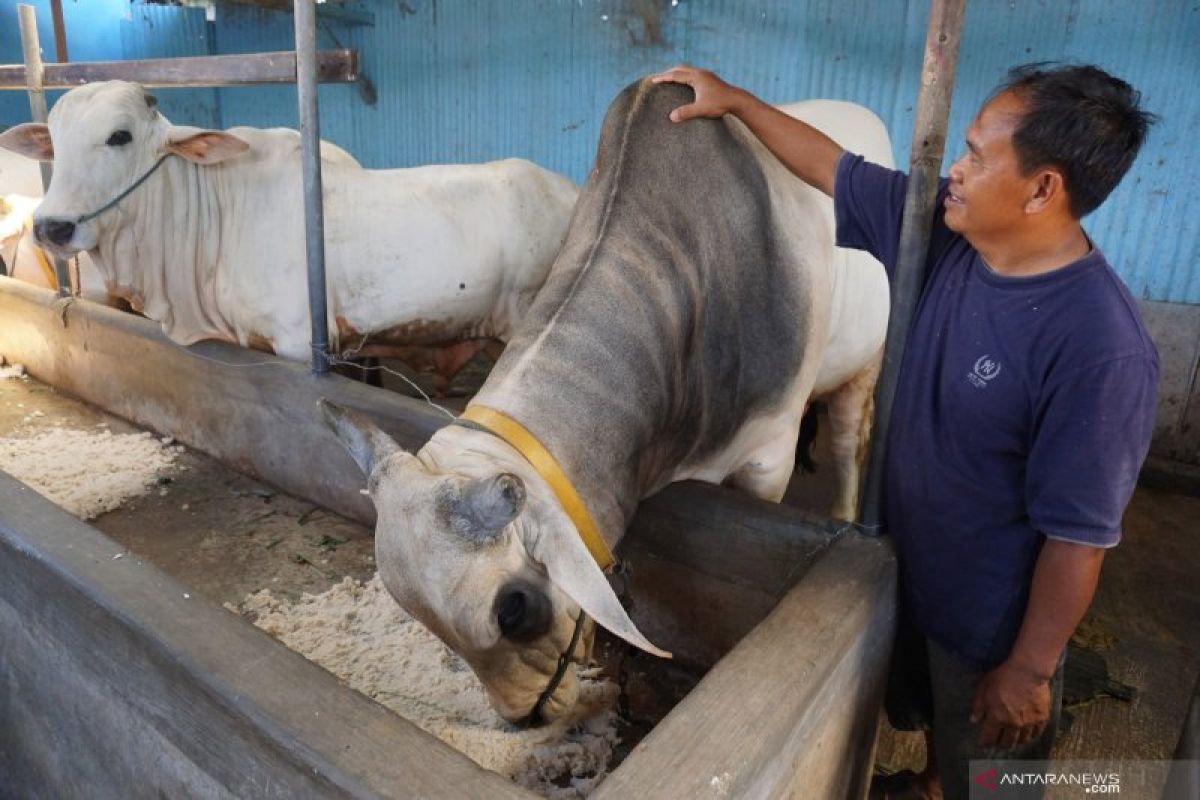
[457,405,615,571]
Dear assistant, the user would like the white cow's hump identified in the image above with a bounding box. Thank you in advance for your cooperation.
[777,99,895,168]
[225,126,362,168]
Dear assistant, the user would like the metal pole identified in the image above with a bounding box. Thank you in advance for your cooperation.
[18,4,71,298]
[858,0,967,530]
[293,0,331,373]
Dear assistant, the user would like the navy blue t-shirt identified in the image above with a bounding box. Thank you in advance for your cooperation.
[834,152,1159,668]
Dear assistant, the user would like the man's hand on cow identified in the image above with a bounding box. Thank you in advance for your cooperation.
[651,65,749,123]
[970,660,1052,750]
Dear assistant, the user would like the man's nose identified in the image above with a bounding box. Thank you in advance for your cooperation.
[33,218,75,246]
[947,154,967,181]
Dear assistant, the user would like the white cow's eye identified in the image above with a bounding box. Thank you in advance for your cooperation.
[106,130,133,147]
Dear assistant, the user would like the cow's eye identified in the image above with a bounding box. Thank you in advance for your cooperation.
[106,130,132,147]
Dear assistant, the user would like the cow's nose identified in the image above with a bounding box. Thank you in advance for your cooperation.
[493,581,553,643]
[33,218,76,247]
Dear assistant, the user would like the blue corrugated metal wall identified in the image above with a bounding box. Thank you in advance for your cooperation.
[1,1,1196,303]
[0,0,219,128]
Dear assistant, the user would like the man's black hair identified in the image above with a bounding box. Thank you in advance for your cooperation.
[994,62,1157,218]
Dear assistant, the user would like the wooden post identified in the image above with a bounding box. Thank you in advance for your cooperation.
[50,0,68,63]
[859,0,967,529]
[17,4,71,299]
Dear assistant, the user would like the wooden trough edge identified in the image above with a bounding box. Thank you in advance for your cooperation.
[595,533,897,800]
[0,277,845,583]
[0,470,531,799]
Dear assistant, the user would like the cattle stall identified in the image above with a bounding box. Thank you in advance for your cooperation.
[0,276,894,797]
[5,2,1196,798]
[0,2,903,795]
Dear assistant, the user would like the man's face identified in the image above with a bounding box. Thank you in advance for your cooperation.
[944,91,1032,240]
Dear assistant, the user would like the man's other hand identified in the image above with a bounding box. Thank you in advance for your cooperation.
[971,660,1053,749]
[651,65,748,123]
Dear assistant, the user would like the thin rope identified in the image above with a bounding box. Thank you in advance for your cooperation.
[75,154,171,225]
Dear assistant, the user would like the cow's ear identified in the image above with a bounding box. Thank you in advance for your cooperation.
[0,123,53,161]
[319,400,408,488]
[163,126,249,165]
[524,495,671,659]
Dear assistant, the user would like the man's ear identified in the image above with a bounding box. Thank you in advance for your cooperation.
[163,126,249,165]
[1025,169,1064,215]
[0,123,53,161]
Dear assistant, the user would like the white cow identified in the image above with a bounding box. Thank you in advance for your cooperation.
[322,80,893,724]
[0,147,44,196]
[0,81,579,386]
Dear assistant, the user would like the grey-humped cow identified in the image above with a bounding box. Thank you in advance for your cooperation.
[321,78,893,724]
[0,81,579,388]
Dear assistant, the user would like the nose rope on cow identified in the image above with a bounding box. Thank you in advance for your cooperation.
[524,610,586,726]
[73,154,172,225]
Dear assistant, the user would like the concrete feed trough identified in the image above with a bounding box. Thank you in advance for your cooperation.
[0,277,896,798]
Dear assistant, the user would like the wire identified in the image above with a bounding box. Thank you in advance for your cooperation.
[325,353,457,421]
[176,347,458,421]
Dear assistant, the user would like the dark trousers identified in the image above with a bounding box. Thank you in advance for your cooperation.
[885,620,1064,800]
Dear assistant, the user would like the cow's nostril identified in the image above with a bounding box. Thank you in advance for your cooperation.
[34,219,76,246]
[493,581,553,642]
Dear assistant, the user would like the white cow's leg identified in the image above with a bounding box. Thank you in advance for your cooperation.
[824,357,881,521]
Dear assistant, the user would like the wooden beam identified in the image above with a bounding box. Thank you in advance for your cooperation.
[0,49,359,90]
[593,533,897,800]
[859,0,967,526]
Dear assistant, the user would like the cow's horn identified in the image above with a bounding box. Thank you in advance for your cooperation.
[319,399,403,480]
[457,474,525,536]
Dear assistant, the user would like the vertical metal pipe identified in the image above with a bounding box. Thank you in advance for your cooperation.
[18,4,71,298]
[858,0,967,530]
[294,0,331,373]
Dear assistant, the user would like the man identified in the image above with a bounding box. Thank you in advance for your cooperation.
[651,63,1158,799]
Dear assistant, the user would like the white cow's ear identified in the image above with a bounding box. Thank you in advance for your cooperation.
[525,496,671,659]
[163,126,249,165]
[319,399,406,483]
[0,123,53,161]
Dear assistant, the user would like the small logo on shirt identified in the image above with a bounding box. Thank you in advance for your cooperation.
[968,355,1002,388]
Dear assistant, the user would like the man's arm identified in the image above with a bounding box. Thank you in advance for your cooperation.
[972,539,1106,748]
[651,66,844,196]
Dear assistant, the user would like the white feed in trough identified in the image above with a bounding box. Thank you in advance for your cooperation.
[236,575,622,799]
[0,424,180,520]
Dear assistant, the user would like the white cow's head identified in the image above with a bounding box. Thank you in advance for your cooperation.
[320,401,668,724]
[0,81,248,257]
